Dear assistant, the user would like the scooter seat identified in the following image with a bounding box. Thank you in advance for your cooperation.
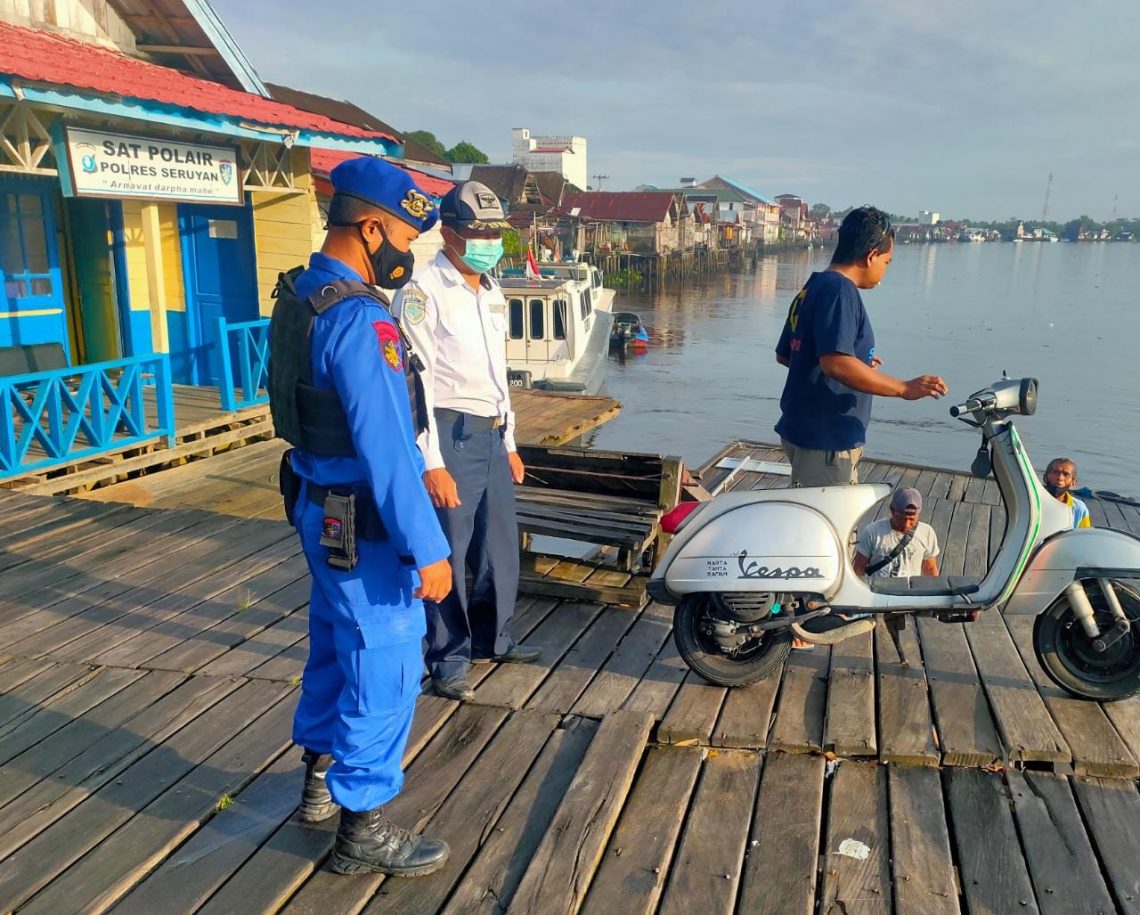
[869,575,981,597]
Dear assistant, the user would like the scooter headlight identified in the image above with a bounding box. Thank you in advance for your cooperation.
[1019,377,1038,415]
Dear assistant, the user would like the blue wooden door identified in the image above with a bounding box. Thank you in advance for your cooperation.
[0,178,69,358]
[178,203,259,385]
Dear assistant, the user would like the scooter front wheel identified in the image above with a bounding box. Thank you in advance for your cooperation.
[673,594,791,688]
[1034,579,1140,702]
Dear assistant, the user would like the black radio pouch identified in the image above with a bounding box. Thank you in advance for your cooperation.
[320,492,358,571]
[279,450,302,526]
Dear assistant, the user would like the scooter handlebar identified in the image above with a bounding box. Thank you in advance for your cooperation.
[950,397,987,417]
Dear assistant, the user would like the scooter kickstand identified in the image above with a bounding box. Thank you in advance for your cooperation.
[885,615,910,668]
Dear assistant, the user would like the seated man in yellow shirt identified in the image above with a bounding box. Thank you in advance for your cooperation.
[1043,457,1092,528]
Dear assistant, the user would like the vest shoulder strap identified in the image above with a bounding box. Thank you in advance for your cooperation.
[305,278,389,315]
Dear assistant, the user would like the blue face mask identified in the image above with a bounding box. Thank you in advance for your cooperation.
[460,237,504,273]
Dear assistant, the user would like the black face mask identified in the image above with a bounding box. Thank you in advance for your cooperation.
[357,222,414,290]
[1043,478,1069,498]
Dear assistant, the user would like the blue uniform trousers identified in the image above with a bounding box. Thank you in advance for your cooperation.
[290,493,425,813]
[425,415,520,679]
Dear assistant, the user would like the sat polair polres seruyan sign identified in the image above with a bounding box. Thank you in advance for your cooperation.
[61,126,243,206]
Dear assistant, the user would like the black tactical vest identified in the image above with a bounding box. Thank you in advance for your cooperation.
[268,267,429,456]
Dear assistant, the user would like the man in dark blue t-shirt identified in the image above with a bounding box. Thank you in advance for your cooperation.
[775,206,947,486]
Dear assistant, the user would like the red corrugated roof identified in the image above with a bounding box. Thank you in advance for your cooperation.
[558,191,677,223]
[310,149,455,199]
[0,21,392,141]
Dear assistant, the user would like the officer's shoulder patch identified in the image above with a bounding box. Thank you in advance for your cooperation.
[372,320,403,371]
[400,284,428,326]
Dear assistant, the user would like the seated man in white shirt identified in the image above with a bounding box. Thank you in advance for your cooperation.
[854,487,940,579]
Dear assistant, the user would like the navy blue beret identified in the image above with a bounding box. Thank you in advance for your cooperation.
[330,157,438,232]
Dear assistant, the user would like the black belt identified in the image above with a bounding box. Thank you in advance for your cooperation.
[434,407,504,432]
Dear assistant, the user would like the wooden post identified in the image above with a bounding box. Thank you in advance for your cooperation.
[140,203,170,354]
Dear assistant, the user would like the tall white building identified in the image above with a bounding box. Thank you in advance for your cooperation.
[511,127,587,191]
[919,210,941,226]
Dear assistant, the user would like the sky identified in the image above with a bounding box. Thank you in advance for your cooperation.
[211,0,1138,222]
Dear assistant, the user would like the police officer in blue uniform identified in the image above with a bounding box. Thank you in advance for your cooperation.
[268,157,452,878]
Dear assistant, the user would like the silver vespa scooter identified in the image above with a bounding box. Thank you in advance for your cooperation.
[647,376,1140,701]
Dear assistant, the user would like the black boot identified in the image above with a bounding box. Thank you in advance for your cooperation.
[329,807,450,877]
[299,750,339,823]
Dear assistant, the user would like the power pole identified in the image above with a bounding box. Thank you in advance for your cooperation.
[592,174,609,191]
[1041,172,1053,223]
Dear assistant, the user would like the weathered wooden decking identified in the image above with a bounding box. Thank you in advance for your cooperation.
[0,442,1138,913]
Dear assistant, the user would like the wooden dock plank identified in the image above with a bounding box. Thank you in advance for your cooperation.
[824,629,877,758]
[1007,771,1117,915]
[946,769,1040,915]
[525,605,638,715]
[1071,777,1140,915]
[209,703,509,915]
[0,666,145,765]
[571,601,674,718]
[582,746,703,914]
[712,673,780,749]
[112,750,303,915]
[964,610,1070,765]
[621,636,689,721]
[737,752,826,915]
[875,618,939,766]
[20,686,296,914]
[1005,614,1139,778]
[345,710,560,915]
[889,766,960,915]
[0,676,237,857]
[505,709,653,915]
[656,749,761,915]
[0,679,289,909]
[467,599,593,709]
[770,646,829,753]
[917,618,1003,768]
[657,671,727,747]
[441,720,597,915]
[821,761,892,915]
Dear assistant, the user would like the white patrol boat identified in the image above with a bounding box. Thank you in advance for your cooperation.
[498,263,615,393]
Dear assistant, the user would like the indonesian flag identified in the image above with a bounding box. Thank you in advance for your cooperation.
[525,247,541,280]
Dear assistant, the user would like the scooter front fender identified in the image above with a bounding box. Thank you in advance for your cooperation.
[1002,527,1140,616]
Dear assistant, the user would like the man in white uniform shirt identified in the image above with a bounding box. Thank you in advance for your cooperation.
[395,181,541,702]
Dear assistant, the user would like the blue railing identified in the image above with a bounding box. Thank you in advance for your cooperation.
[218,317,270,412]
[0,354,175,479]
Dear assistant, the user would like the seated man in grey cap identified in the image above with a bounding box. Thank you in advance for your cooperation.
[854,487,940,579]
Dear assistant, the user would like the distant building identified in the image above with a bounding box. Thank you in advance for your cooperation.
[511,127,587,194]
[919,210,941,226]
[697,176,781,244]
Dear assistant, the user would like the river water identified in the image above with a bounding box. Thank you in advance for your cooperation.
[590,242,1140,495]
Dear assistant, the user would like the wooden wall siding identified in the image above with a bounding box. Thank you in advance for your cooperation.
[0,0,136,50]
[251,148,314,311]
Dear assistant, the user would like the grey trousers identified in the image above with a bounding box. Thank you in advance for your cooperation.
[425,413,520,679]
[780,437,863,486]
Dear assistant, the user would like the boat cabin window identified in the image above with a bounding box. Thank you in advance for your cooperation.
[552,299,567,340]
[508,298,524,339]
[529,298,544,340]
[591,270,602,290]
[579,291,591,320]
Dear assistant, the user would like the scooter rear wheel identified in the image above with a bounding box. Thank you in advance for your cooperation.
[1034,579,1140,702]
[673,594,791,687]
